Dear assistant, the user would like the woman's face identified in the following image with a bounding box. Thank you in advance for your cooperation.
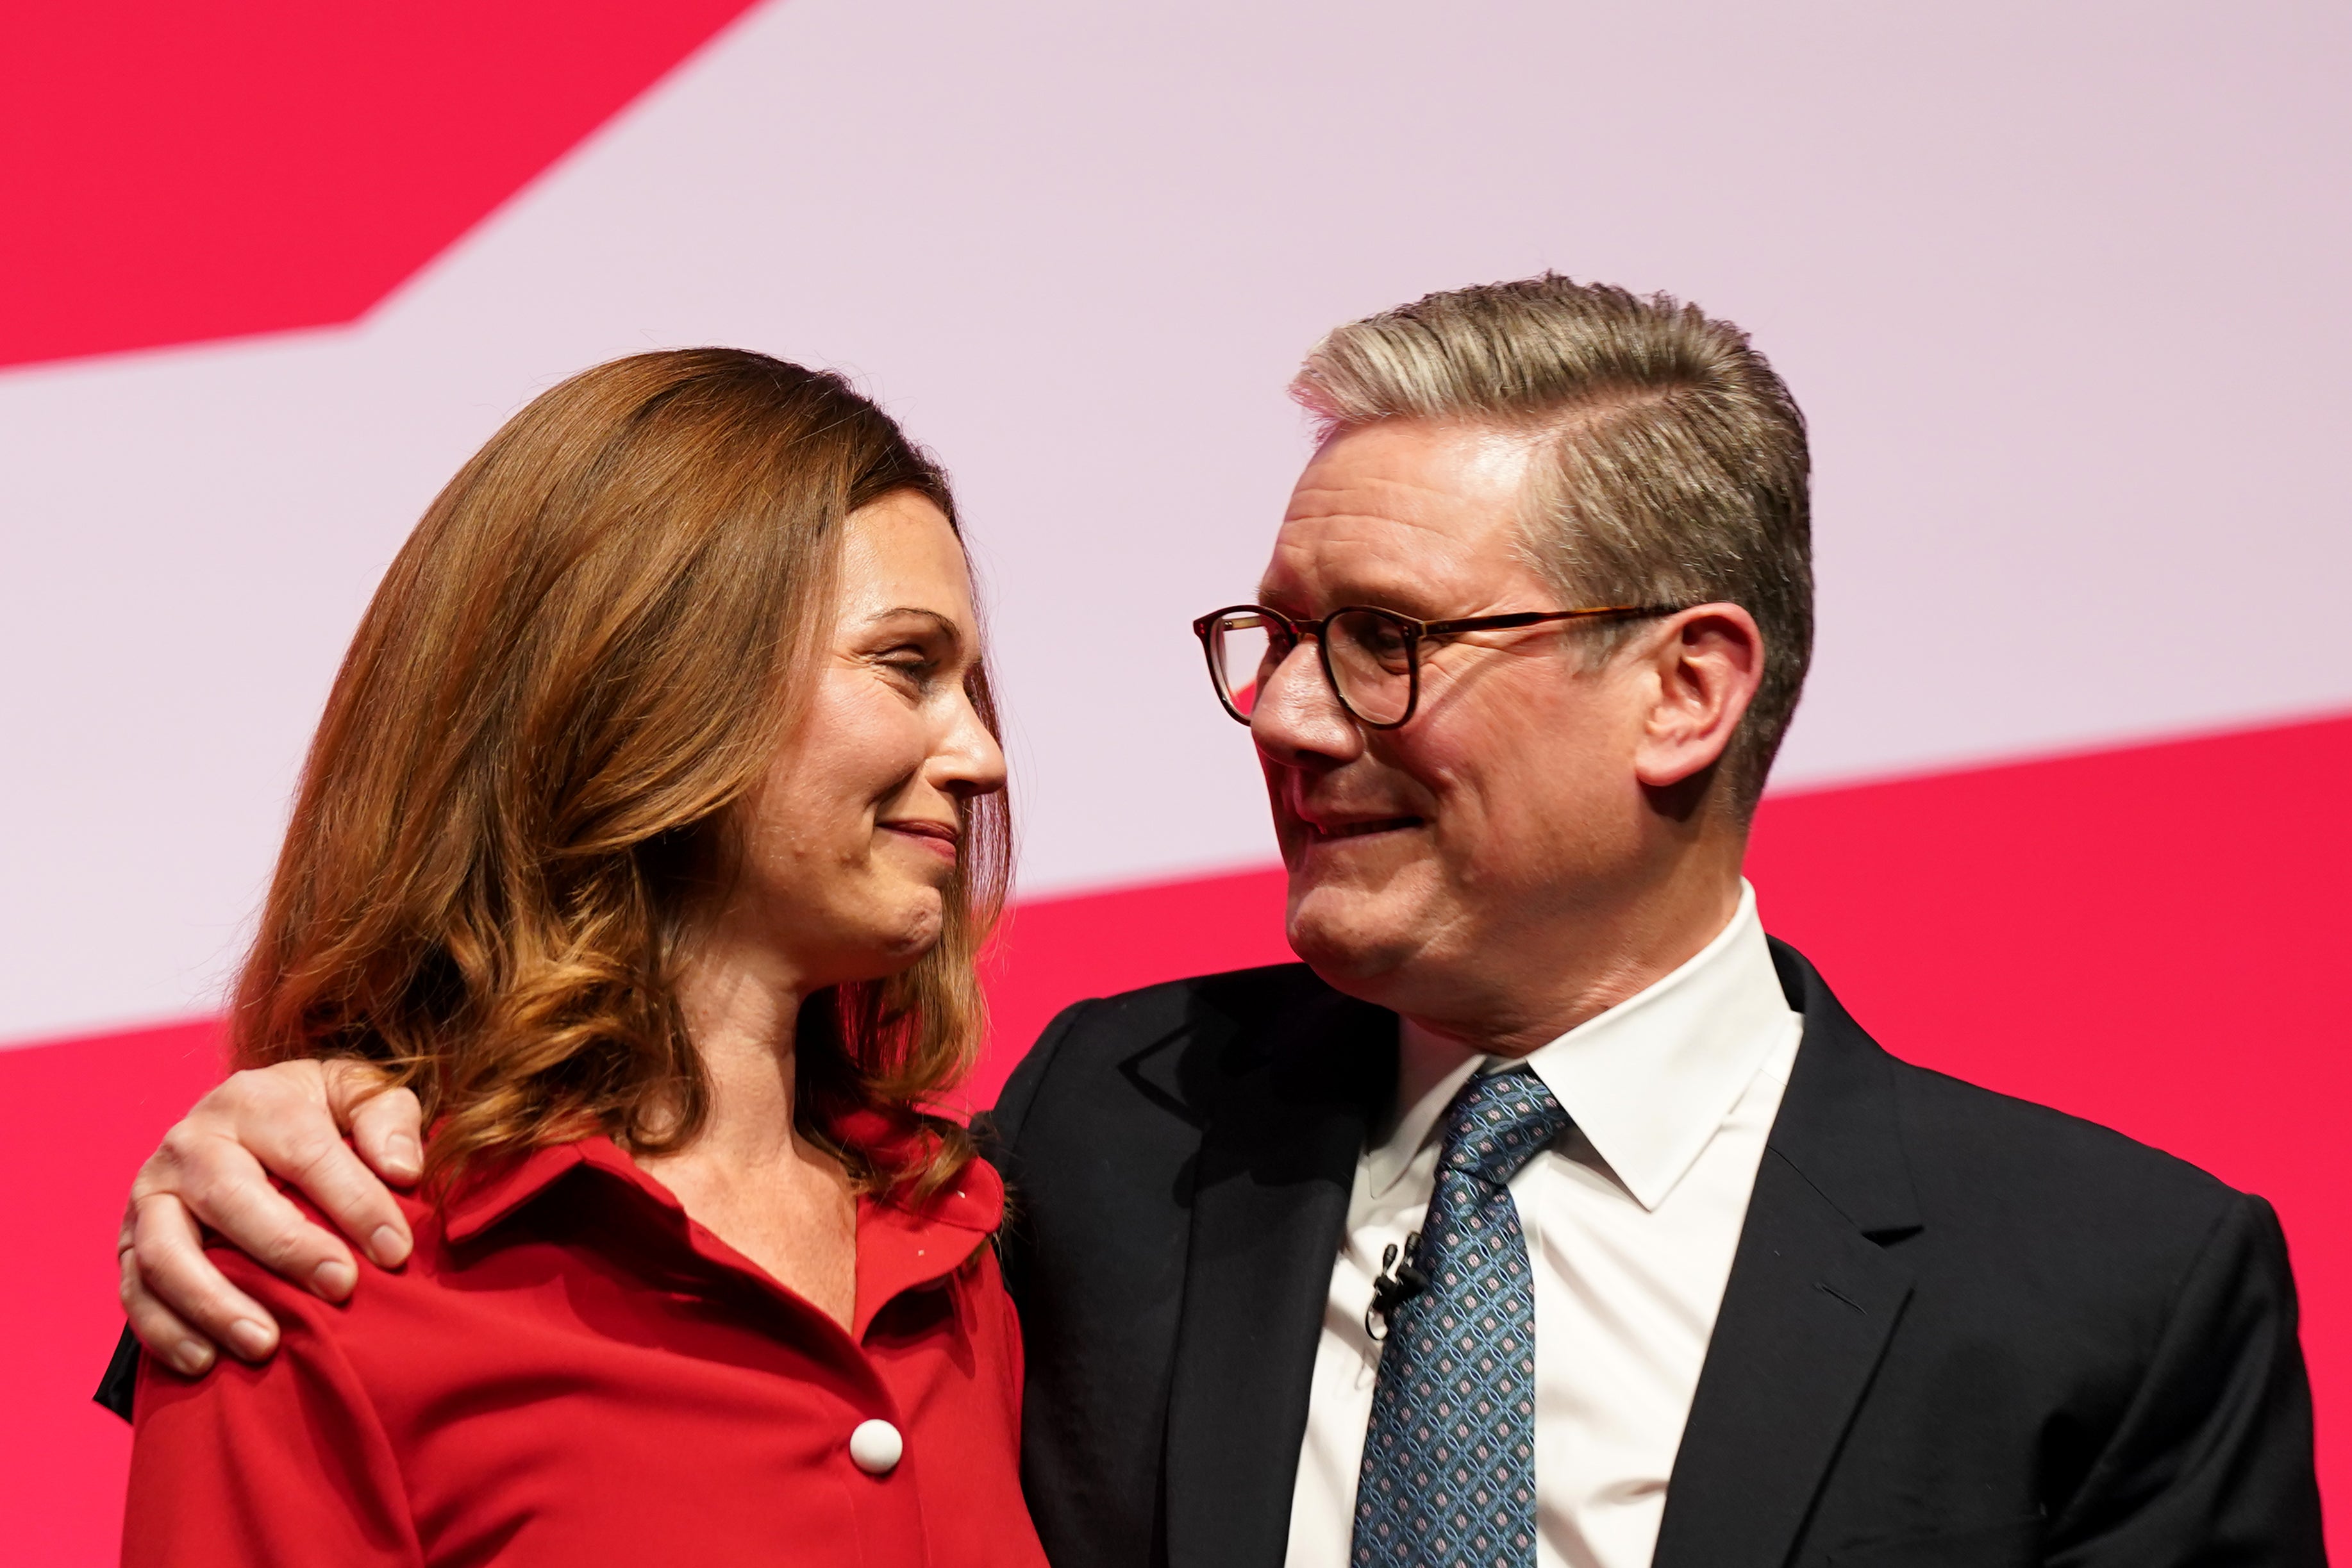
[722,490,1006,991]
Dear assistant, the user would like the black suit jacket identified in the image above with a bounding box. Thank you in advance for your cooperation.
[982,941,2324,1567]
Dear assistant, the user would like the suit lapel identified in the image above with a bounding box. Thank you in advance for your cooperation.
[1162,987,1394,1568]
[1652,942,1923,1568]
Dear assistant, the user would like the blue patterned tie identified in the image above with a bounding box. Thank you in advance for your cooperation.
[1351,1068,1571,1568]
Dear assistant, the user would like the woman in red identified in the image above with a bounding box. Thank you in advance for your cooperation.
[122,349,1047,1568]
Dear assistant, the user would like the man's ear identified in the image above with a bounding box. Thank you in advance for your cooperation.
[1633,603,1764,791]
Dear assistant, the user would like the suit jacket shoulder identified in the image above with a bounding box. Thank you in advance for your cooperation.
[984,963,1391,1568]
[1663,943,2324,1567]
[990,963,1343,1138]
[1896,1051,2241,1217]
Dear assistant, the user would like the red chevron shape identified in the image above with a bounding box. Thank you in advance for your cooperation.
[1,0,765,370]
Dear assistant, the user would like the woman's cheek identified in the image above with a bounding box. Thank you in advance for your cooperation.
[819,673,932,796]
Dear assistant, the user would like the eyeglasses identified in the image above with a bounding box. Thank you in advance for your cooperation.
[1190,602,1685,730]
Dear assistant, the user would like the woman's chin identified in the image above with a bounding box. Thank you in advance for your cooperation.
[851,898,947,978]
[781,882,948,989]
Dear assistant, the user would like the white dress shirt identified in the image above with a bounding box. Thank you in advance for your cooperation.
[1283,883,1804,1568]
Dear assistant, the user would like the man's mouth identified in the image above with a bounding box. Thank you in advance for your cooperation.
[1302,815,1422,843]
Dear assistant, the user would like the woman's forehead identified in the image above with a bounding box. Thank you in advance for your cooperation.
[838,494,975,619]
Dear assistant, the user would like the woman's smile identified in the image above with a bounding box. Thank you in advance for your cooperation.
[880,816,962,865]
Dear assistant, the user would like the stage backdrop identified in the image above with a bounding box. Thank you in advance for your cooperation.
[3,2,2344,1561]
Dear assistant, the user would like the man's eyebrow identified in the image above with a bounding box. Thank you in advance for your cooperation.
[1258,585,1451,618]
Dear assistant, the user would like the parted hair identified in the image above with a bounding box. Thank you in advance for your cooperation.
[230,348,1008,1199]
[1290,274,1812,815]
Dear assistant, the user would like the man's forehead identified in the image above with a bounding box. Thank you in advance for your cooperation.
[1260,422,1540,608]
[1289,421,1532,509]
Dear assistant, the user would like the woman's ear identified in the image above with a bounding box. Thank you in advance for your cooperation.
[1633,603,1764,790]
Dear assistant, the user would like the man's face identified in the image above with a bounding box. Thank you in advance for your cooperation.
[1252,419,1674,1022]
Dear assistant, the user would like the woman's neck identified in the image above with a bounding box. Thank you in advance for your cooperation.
[668,937,810,1169]
[638,930,860,1329]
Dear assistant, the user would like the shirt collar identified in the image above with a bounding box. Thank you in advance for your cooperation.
[851,1152,1005,1339]
[438,1127,1007,1324]
[1371,881,1796,1212]
[441,1137,617,1244]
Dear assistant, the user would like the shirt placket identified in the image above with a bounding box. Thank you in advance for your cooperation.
[614,1170,980,1568]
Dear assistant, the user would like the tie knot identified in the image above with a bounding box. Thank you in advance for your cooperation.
[1436,1068,1571,1186]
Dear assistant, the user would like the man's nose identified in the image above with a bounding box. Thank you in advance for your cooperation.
[1250,639,1362,765]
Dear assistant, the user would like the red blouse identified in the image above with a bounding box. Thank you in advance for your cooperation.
[124,1135,1049,1568]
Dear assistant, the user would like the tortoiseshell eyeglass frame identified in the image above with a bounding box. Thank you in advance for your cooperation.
[1190,602,1687,730]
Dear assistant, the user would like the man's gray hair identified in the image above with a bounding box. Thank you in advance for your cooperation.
[1290,274,1811,817]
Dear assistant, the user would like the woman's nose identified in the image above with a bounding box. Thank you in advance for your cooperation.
[935,691,1008,797]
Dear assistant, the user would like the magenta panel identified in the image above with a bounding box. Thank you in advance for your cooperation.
[22,717,2342,1562]
[0,1021,227,1567]
[0,0,763,368]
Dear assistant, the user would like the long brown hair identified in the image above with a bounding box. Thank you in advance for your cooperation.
[231,349,1008,1199]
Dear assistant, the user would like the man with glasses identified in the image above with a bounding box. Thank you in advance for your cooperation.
[106,277,2323,1565]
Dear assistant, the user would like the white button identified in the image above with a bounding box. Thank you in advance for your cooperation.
[848,1418,903,1475]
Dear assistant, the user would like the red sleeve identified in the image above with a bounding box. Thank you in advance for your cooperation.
[997,1253,1026,1430]
[123,1253,424,1568]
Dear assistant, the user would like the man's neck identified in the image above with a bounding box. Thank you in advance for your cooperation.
[1395,857,1746,1061]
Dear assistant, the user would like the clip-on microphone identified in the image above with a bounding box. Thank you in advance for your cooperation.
[1364,1231,1429,1340]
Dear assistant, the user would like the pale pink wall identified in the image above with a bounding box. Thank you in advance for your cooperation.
[3,0,2346,1044]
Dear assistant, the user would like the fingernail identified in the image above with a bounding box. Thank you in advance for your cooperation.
[312,1258,357,1297]
[172,1341,213,1376]
[367,1225,410,1267]
[226,1319,275,1360]
[385,1137,422,1180]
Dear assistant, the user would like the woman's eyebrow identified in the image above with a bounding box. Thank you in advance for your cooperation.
[867,606,963,646]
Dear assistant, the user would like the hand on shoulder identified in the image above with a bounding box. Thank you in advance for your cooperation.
[119,1058,424,1374]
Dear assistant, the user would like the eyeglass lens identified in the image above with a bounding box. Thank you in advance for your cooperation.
[1325,609,1414,725]
[1210,612,1279,717]
[1210,609,1417,726]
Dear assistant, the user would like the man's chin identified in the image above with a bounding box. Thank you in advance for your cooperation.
[1283,886,1424,993]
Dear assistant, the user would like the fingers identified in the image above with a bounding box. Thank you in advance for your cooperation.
[121,1192,279,1369]
[120,1056,417,1376]
[122,1239,218,1375]
[267,1115,413,1271]
[309,1061,419,1265]
[334,1068,424,1189]
[142,1112,370,1287]
[193,1059,413,1270]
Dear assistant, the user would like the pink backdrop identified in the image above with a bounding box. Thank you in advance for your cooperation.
[4,1,2345,1560]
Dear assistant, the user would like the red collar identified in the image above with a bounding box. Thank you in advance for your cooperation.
[438,1132,1004,1341]
[441,1136,635,1244]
